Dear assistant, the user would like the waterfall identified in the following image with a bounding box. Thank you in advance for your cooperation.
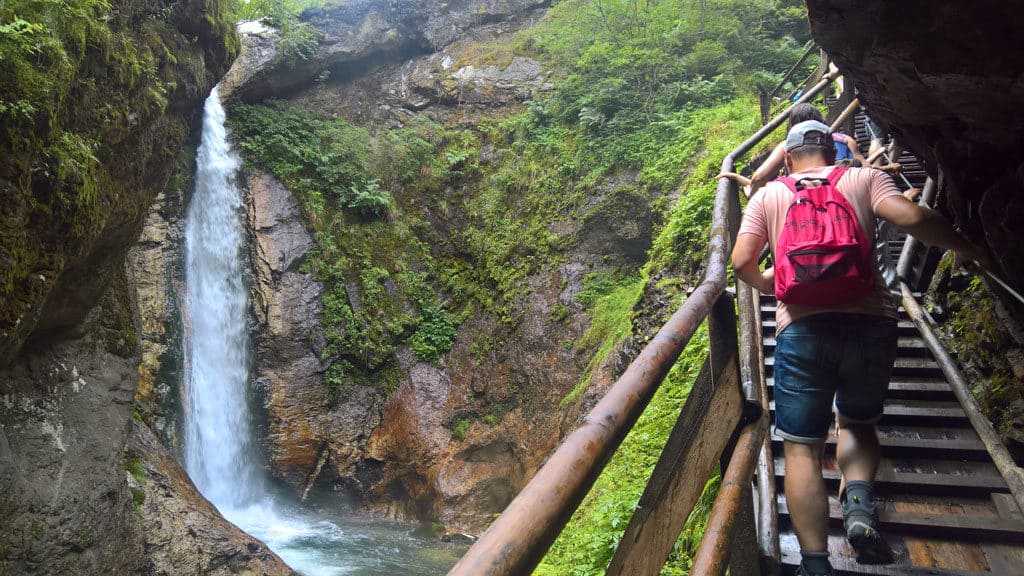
[183,85,263,508]
[180,86,465,576]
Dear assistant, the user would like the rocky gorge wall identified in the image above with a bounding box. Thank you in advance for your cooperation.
[0,1,291,573]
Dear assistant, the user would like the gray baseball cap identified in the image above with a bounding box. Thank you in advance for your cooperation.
[784,120,834,151]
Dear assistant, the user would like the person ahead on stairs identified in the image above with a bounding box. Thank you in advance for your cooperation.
[731,120,990,576]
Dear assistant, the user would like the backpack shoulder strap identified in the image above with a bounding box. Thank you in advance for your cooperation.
[774,175,799,193]
[827,166,850,186]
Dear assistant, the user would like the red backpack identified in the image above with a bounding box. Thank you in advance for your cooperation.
[773,167,874,306]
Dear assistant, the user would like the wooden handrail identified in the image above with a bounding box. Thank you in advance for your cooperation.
[449,58,844,576]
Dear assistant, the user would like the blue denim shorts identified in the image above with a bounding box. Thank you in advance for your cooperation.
[773,313,898,443]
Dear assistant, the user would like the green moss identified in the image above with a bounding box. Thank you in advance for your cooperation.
[124,458,148,485]
[451,417,473,442]
[561,274,645,408]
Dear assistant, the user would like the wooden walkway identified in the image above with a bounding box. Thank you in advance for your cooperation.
[763,294,1024,574]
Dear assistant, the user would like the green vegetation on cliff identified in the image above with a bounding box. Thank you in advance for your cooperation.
[0,0,237,359]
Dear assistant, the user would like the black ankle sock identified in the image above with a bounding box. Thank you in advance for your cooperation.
[801,551,832,574]
[845,480,874,505]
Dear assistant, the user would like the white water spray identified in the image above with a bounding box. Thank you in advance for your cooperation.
[180,87,464,575]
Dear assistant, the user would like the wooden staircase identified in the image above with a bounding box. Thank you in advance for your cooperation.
[761,295,1024,574]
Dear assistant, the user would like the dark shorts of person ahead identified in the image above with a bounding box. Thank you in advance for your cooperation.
[773,313,898,444]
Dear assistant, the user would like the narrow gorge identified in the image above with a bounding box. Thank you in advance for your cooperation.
[2,0,1023,574]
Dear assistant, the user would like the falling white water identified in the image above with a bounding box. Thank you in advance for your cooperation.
[180,87,465,575]
[183,84,263,507]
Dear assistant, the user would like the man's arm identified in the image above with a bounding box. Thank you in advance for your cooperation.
[748,142,786,195]
[844,134,868,167]
[732,232,774,293]
[875,195,990,266]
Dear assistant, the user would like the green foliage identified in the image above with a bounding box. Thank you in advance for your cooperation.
[124,458,148,485]
[647,98,764,273]
[348,179,395,219]
[232,0,322,67]
[537,329,717,575]
[561,274,644,408]
[451,416,473,442]
[410,305,458,364]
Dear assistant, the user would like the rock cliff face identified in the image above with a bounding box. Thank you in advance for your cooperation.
[126,422,295,575]
[230,4,663,531]
[228,0,550,102]
[805,0,1024,320]
[0,0,236,572]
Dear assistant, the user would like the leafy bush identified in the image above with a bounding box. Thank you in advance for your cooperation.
[347,179,395,219]
[410,305,458,364]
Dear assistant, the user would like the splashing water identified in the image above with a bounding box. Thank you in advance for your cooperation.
[181,86,464,575]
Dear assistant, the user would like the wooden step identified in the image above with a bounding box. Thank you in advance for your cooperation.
[765,356,944,377]
[765,377,955,401]
[761,319,919,336]
[768,399,968,426]
[763,336,930,356]
[774,456,1007,495]
[777,495,1024,543]
[779,531,995,575]
[770,426,987,459]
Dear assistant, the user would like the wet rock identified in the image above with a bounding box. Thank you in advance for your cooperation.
[127,422,295,575]
[0,277,146,573]
[128,185,188,448]
[245,170,383,494]
[220,20,279,101]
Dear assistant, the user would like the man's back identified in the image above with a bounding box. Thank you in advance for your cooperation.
[739,166,902,333]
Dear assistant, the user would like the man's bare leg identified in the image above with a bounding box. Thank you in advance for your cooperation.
[836,420,880,485]
[836,419,893,564]
[784,440,829,552]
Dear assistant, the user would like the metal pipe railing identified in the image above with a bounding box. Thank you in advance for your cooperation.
[900,282,1024,512]
[688,416,768,575]
[447,183,733,575]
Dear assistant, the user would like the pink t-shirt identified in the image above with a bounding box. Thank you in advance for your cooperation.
[738,166,902,334]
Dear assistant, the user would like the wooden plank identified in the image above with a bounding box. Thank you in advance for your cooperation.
[605,355,744,576]
[765,377,953,397]
[777,497,1024,542]
[983,494,1024,574]
[768,400,966,420]
[895,501,990,572]
[779,533,994,576]
[770,430,986,457]
[773,457,1008,493]
[763,336,927,351]
[765,356,943,373]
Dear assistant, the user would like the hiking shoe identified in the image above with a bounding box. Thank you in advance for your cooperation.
[842,493,894,564]
[795,562,835,576]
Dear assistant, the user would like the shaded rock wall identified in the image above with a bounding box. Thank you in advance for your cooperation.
[0,0,237,572]
[805,0,1024,320]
